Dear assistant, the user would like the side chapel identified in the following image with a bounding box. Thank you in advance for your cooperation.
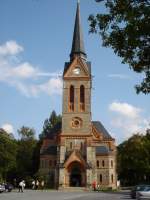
[39,2,117,189]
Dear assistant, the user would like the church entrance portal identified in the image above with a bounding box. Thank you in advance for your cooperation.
[70,166,81,187]
[68,162,84,187]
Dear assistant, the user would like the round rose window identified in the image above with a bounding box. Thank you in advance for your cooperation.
[71,117,82,129]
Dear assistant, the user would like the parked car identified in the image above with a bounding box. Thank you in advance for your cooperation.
[0,184,5,193]
[130,185,149,199]
[136,186,150,200]
[5,183,13,192]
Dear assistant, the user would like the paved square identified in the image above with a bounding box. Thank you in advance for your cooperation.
[0,190,132,200]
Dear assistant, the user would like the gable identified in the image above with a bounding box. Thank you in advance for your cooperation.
[64,150,86,168]
[92,121,113,140]
[92,125,103,140]
[63,57,91,78]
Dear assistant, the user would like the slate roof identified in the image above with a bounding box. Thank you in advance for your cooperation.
[96,146,109,155]
[92,121,112,139]
[40,146,57,156]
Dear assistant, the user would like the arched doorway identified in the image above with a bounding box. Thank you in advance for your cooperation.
[70,165,81,186]
[68,161,85,187]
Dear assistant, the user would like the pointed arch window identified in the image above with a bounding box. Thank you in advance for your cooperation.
[80,85,85,111]
[100,174,102,183]
[102,160,105,167]
[69,85,74,111]
[111,174,114,183]
[70,142,73,149]
[111,160,113,168]
[97,160,99,168]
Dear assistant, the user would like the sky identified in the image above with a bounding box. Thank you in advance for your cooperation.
[0,0,149,144]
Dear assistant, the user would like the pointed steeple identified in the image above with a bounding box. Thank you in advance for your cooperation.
[70,1,87,61]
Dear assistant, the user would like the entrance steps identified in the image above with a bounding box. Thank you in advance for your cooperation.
[59,187,91,192]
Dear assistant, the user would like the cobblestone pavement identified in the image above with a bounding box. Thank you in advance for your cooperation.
[0,190,132,200]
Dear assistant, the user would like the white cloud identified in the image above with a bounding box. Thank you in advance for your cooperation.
[109,101,150,141]
[12,77,63,97]
[109,101,141,119]
[0,40,23,56]
[38,78,62,96]
[0,40,62,97]
[0,61,38,80]
[12,62,38,79]
[108,74,131,80]
[1,123,14,134]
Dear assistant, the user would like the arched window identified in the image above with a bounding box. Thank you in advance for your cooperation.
[102,160,105,167]
[70,142,73,149]
[80,85,85,111]
[111,160,113,168]
[97,160,99,168]
[69,85,74,111]
[100,174,102,183]
[111,174,114,183]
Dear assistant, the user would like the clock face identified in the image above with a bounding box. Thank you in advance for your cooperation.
[73,67,80,75]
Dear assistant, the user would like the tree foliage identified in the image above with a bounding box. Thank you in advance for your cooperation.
[0,111,61,184]
[18,126,35,140]
[89,0,150,94]
[117,129,150,186]
[0,130,17,180]
[15,126,39,181]
[0,126,40,183]
[16,138,37,179]
[40,110,62,139]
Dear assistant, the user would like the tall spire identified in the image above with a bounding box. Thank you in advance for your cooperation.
[70,1,87,61]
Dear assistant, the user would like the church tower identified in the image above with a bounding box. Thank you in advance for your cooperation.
[40,1,117,190]
[58,1,93,187]
[62,1,91,136]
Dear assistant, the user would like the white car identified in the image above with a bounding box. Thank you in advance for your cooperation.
[136,187,150,199]
[0,184,5,193]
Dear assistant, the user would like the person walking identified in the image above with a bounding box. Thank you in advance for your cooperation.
[92,180,96,191]
[18,180,25,192]
[36,180,39,190]
[31,180,35,190]
[97,184,100,192]
[41,180,45,190]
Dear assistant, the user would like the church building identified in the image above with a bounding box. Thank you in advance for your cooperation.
[39,2,117,189]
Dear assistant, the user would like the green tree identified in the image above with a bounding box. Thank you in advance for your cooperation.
[16,126,37,181]
[0,129,17,181]
[117,129,150,186]
[18,126,35,140]
[40,110,62,139]
[32,139,43,176]
[89,0,150,94]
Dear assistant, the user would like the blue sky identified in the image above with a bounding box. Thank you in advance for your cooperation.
[0,0,149,144]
